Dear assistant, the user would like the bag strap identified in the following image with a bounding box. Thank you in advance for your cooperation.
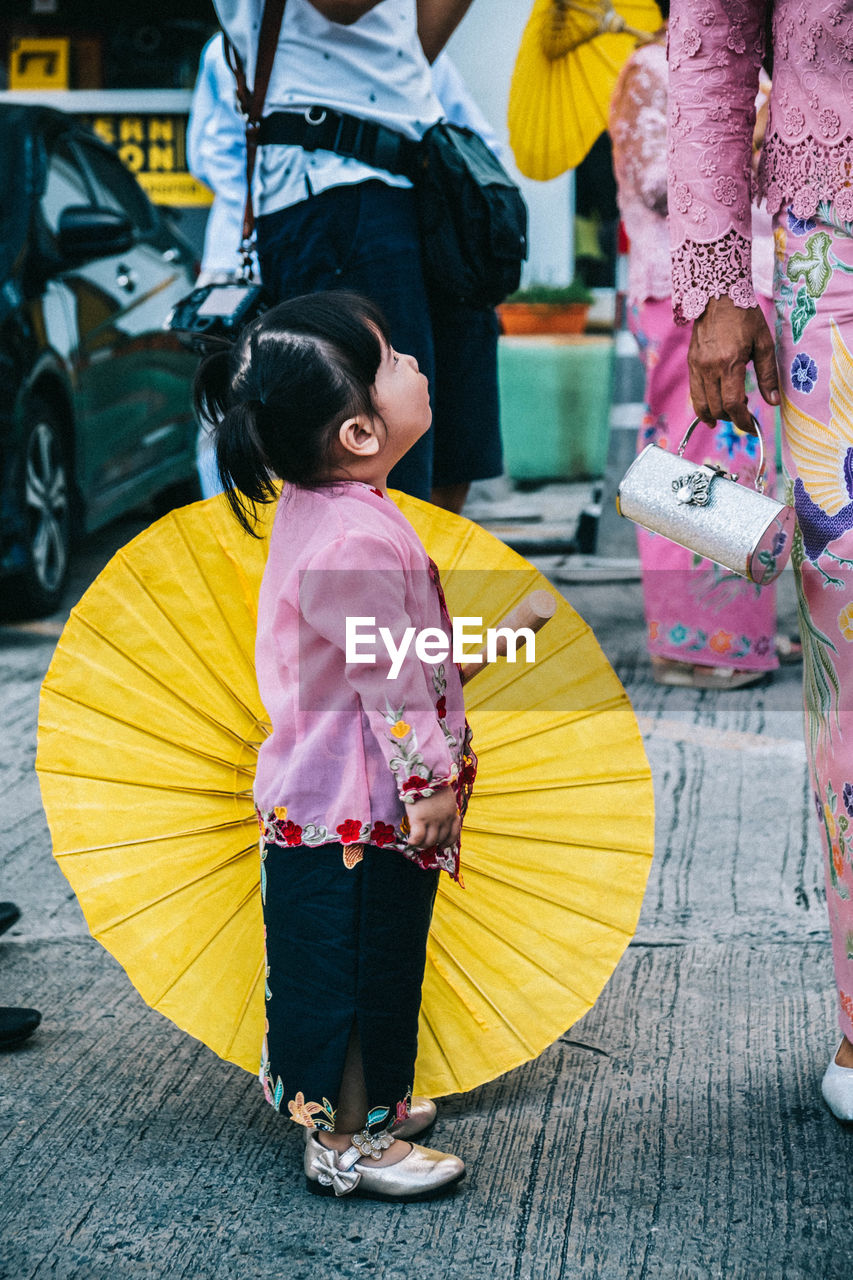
[223,0,287,279]
[257,108,421,179]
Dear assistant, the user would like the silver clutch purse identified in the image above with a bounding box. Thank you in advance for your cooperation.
[616,418,796,585]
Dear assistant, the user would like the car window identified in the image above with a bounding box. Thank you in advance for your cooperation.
[74,139,156,236]
[41,138,92,236]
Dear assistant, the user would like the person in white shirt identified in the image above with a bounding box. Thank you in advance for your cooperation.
[188,28,503,504]
[187,35,502,281]
[210,0,502,511]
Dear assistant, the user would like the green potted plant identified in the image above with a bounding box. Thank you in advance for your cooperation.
[498,279,594,335]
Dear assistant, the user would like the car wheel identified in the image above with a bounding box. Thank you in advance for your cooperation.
[7,400,72,618]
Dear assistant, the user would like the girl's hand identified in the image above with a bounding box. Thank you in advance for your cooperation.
[407,787,461,850]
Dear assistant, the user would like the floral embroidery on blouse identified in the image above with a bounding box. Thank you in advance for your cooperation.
[382,694,458,803]
[257,703,475,881]
[614,27,772,310]
[256,733,474,881]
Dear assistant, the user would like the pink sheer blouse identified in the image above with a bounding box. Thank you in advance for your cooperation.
[667,0,853,322]
[610,40,673,304]
[611,37,775,304]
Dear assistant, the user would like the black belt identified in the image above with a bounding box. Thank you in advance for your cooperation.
[257,108,422,181]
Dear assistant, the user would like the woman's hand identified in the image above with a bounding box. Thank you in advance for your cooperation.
[687,295,780,433]
[407,786,460,850]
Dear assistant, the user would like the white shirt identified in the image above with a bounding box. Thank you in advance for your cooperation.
[212,0,443,215]
[186,35,259,276]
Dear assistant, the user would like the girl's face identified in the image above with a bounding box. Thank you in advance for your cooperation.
[370,340,432,463]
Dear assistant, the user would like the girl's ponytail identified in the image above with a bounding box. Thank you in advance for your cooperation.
[214,400,278,535]
[193,342,276,536]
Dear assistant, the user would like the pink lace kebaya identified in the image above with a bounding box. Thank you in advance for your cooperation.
[667,0,853,323]
[611,35,774,306]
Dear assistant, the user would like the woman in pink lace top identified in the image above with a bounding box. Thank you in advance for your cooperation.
[610,14,779,688]
[668,0,853,1120]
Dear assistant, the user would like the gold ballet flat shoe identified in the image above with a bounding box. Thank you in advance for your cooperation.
[304,1132,465,1201]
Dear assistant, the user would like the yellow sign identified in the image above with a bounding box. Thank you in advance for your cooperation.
[83,114,213,208]
[138,174,214,207]
[9,37,70,90]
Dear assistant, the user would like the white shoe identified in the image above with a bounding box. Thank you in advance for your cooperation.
[821,1042,853,1122]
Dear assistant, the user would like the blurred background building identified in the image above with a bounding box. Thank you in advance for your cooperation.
[0,0,592,297]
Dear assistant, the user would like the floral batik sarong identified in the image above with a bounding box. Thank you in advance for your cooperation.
[629,296,779,671]
[259,840,439,1132]
[775,204,853,1042]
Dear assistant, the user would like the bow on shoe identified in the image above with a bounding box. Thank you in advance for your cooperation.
[313,1147,362,1197]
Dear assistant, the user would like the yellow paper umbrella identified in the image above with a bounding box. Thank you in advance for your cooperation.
[36,493,653,1099]
[508,0,662,181]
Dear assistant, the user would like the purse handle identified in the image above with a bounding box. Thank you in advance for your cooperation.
[676,416,767,494]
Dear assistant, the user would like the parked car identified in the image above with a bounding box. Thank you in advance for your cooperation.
[0,103,202,619]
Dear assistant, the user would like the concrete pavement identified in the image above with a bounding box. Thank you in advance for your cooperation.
[1,497,850,1280]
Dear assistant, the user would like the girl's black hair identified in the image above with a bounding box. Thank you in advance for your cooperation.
[193,290,390,535]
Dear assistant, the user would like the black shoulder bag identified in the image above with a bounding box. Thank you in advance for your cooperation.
[414,120,528,309]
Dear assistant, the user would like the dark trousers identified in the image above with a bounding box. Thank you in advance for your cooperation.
[262,841,439,1132]
[256,179,503,500]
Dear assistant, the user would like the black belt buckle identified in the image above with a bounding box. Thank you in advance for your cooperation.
[302,105,332,152]
[333,113,364,158]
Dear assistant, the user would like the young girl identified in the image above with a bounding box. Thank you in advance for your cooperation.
[194,292,475,1200]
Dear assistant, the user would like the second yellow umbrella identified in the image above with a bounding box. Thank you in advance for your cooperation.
[509,0,662,181]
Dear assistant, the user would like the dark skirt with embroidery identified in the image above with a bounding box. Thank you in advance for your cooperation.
[259,841,439,1134]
